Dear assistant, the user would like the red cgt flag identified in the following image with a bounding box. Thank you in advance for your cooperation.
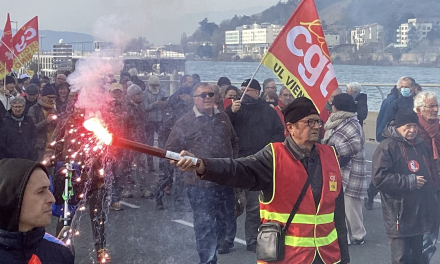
[261,0,338,112]
[11,16,39,72]
[0,13,14,79]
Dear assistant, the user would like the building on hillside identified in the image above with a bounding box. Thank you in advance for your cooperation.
[324,32,341,49]
[350,23,384,50]
[395,18,440,47]
[52,40,73,72]
[225,23,282,59]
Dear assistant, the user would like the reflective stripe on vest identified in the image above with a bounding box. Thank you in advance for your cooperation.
[259,142,342,264]
[260,210,334,225]
[285,229,338,248]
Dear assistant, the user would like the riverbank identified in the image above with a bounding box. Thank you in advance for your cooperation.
[188,52,440,68]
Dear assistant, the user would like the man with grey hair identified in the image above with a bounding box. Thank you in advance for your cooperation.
[166,82,238,264]
[128,68,146,91]
[387,77,417,124]
[0,96,37,160]
[143,75,167,172]
[262,78,277,96]
[414,91,440,263]
[376,77,415,142]
[346,82,368,127]
[278,86,295,108]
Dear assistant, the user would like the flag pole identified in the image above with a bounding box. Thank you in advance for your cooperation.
[239,58,264,101]
[1,39,31,76]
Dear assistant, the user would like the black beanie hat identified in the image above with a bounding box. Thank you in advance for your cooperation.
[5,76,15,85]
[217,77,231,87]
[283,97,318,124]
[41,83,56,96]
[395,107,418,128]
[333,93,357,113]
[241,79,261,91]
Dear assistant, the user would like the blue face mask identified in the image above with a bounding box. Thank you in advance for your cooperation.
[401,88,411,97]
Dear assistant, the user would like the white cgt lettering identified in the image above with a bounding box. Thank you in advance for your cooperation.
[298,44,328,88]
[15,27,37,53]
[286,26,311,56]
[285,25,337,97]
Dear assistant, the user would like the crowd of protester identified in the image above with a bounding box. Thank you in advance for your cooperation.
[1,69,439,264]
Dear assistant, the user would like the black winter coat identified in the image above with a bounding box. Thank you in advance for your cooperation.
[372,125,439,238]
[0,100,6,119]
[354,93,368,127]
[225,95,285,157]
[0,112,37,160]
[0,228,75,264]
[24,97,37,115]
[0,159,74,263]
[387,96,414,123]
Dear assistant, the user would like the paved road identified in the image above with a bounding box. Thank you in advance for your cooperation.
[46,142,440,264]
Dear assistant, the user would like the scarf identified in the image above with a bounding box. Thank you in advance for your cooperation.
[322,111,357,144]
[38,98,56,109]
[11,114,24,123]
[149,86,160,95]
[418,114,440,159]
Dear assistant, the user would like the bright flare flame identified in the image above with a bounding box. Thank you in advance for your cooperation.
[83,118,113,145]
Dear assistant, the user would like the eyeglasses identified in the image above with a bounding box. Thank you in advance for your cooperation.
[193,92,214,99]
[12,105,24,109]
[299,119,323,128]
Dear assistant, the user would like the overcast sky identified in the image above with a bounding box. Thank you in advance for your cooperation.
[4,0,278,44]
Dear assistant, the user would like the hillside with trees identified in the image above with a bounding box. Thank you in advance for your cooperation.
[181,0,440,59]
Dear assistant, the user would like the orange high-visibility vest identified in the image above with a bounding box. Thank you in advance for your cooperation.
[258,143,342,264]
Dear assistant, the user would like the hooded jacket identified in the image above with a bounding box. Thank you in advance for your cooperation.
[372,125,439,238]
[0,159,74,263]
[376,87,400,142]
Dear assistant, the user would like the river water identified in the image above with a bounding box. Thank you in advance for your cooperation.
[186,61,440,111]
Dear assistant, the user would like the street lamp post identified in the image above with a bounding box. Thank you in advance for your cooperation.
[38,36,46,76]
[10,21,18,34]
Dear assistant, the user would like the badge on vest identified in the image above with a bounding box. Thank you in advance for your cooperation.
[408,160,420,173]
[329,172,337,192]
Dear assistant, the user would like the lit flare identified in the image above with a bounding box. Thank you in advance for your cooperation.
[83,118,113,145]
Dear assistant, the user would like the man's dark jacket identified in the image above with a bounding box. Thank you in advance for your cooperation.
[0,159,74,263]
[200,136,350,263]
[372,125,439,238]
[387,96,414,124]
[376,86,400,142]
[0,100,7,119]
[166,106,238,187]
[131,75,146,91]
[354,92,368,127]
[0,111,37,160]
[24,96,37,115]
[225,95,285,157]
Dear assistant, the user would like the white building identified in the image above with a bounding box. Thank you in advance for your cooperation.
[351,23,384,50]
[396,18,438,47]
[225,23,282,59]
[324,32,341,49]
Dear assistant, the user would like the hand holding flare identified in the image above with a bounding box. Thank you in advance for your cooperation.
[83,118,201,167]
